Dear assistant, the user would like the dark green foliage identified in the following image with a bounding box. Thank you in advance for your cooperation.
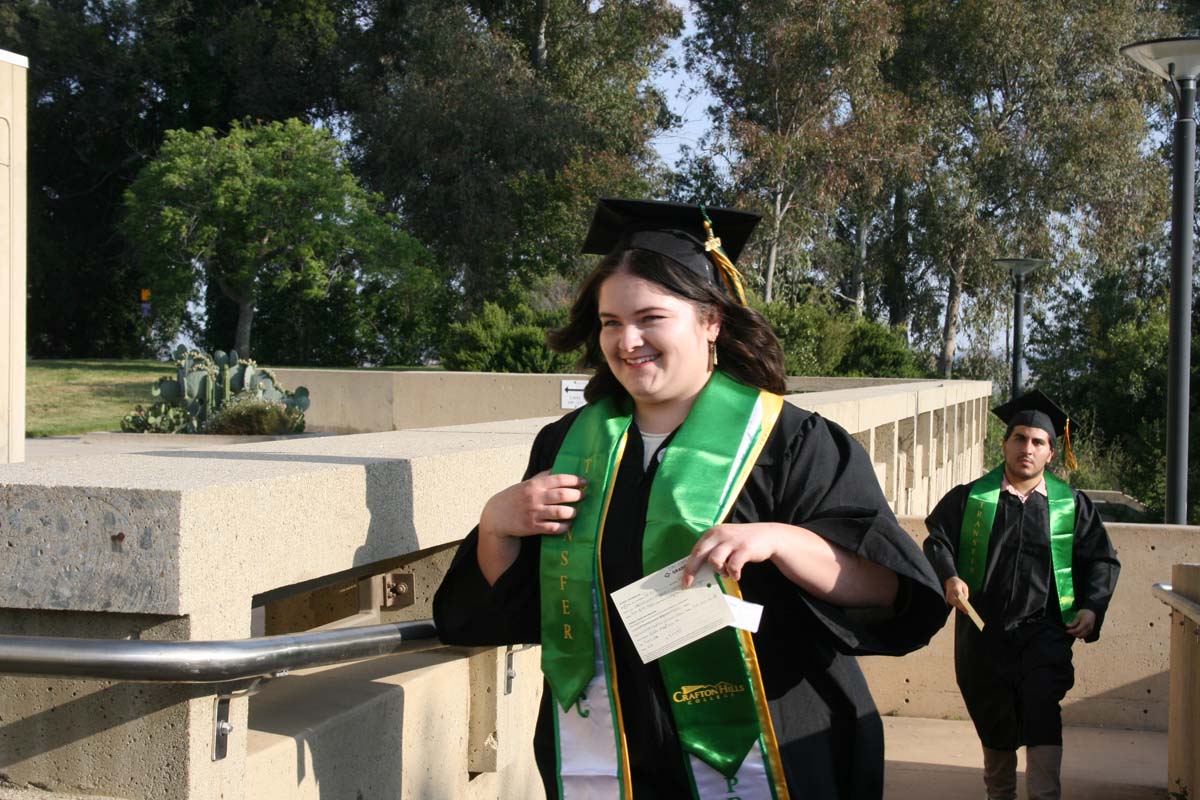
[1028,267,1199,520]
[2,0,346,357]
[347,0,681,307]
[223,240,451,367]
[953,350,1009,389]
[203,396,306,436]
[757,298,851,377]
[836,320,928,379]
[441,304,577,374]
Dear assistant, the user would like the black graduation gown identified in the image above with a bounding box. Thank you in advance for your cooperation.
[922,478,1121,749]
[433,403,947,799]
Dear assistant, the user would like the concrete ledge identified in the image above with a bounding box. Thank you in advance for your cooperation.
[270,369,591,434]
[0,380,990,799]
[245,646,544,800]
[0,421,552,637]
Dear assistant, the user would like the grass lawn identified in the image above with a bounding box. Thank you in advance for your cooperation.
[26,359,175,437]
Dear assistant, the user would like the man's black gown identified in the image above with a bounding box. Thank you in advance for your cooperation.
[922,479,1120,749]
[434,402,948,799]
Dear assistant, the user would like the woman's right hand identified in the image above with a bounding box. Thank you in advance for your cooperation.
[477,470,587,584]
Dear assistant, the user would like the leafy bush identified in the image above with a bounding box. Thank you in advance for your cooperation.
[203,395,305,435]
[441,303,578,373]
[835,320,928,378]
[757,298,851,376]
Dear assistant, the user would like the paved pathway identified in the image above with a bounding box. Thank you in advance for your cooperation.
[884,717,1168,799]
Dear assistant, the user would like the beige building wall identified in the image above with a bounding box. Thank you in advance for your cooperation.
[0,50,27,464]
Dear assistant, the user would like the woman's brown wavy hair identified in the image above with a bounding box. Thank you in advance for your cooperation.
[547,249,787,404]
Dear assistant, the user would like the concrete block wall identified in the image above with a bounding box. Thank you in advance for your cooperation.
[1,380,990,798]
[269,370,992,519]
[0,422,546,799]
[0,50,26,465]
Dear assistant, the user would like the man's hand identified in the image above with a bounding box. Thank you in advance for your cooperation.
[944,576,970,613]
[1066,608,1097,639]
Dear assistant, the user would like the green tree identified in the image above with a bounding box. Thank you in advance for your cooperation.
[441,303,577,373]
[122,119,432,358]
[1,0,348,356]
[889,0,1171,375]
[757,295,851,376]
[345,0,681,309]
[836,319,927,378]
[1026,265,1199,519]
[686,0,924,304]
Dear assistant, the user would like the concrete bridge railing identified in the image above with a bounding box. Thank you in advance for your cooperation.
[0,375,1071,800]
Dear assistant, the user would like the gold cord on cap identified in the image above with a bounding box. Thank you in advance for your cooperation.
[700,207,748,306]
[1063,418,1078,472]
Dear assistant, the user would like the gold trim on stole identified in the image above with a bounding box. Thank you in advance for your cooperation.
[717,392,791,800]
[594,433,634,798]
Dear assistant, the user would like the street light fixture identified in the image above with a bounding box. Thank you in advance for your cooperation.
[994,258,1048,400]
[1121,36,1200,525]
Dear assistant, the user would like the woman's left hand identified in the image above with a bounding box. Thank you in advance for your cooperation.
[682,523,781,587]
[680,522,900,608]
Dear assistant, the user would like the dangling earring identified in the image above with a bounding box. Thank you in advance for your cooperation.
[708,340,718,372]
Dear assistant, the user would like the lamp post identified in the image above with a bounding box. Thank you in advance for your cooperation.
[1121,36,1200,525]
[994,258,1048,400]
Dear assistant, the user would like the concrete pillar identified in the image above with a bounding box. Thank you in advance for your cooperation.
[0,50,27,464]
[873,420,898,505]
[1168,563,1200,799]
[898,415,916,516]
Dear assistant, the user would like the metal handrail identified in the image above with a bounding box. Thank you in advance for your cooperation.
[1153,582,1200,625]
[0,619,440,683]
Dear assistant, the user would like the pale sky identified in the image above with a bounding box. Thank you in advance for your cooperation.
[648,3,715,168]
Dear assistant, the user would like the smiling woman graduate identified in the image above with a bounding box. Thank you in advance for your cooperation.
[433,198,947,800]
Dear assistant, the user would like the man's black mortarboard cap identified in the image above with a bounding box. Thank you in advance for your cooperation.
[582,198,761,303]
[992,389,1077,469]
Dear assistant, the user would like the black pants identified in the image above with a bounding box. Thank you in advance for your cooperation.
[955,619,1075,749]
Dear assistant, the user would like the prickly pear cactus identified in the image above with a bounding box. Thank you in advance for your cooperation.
[124,347,310,434]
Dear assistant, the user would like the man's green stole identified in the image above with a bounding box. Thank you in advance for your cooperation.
[957,465,1078,624]
[539,370,789,799]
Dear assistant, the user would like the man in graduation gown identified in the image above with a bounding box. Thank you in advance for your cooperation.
[923,390,1120,800]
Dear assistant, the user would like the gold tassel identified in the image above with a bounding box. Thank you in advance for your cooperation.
[708,340,718,371]
[1063,418,1078,472]
[702,217,749,307]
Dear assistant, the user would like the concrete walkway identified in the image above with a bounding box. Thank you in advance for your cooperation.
[884,717,1168,799]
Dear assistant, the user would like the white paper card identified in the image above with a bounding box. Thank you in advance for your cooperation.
[610,556,764,664]
[724,594,763,634]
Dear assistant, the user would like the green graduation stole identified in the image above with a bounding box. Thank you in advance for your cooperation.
[957,465,1077,624]
[539,370,788,791]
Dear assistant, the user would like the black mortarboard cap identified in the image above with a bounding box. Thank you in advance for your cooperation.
[992,389,1077,469]
[582,198,761,300]
[992,389,1067,438]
